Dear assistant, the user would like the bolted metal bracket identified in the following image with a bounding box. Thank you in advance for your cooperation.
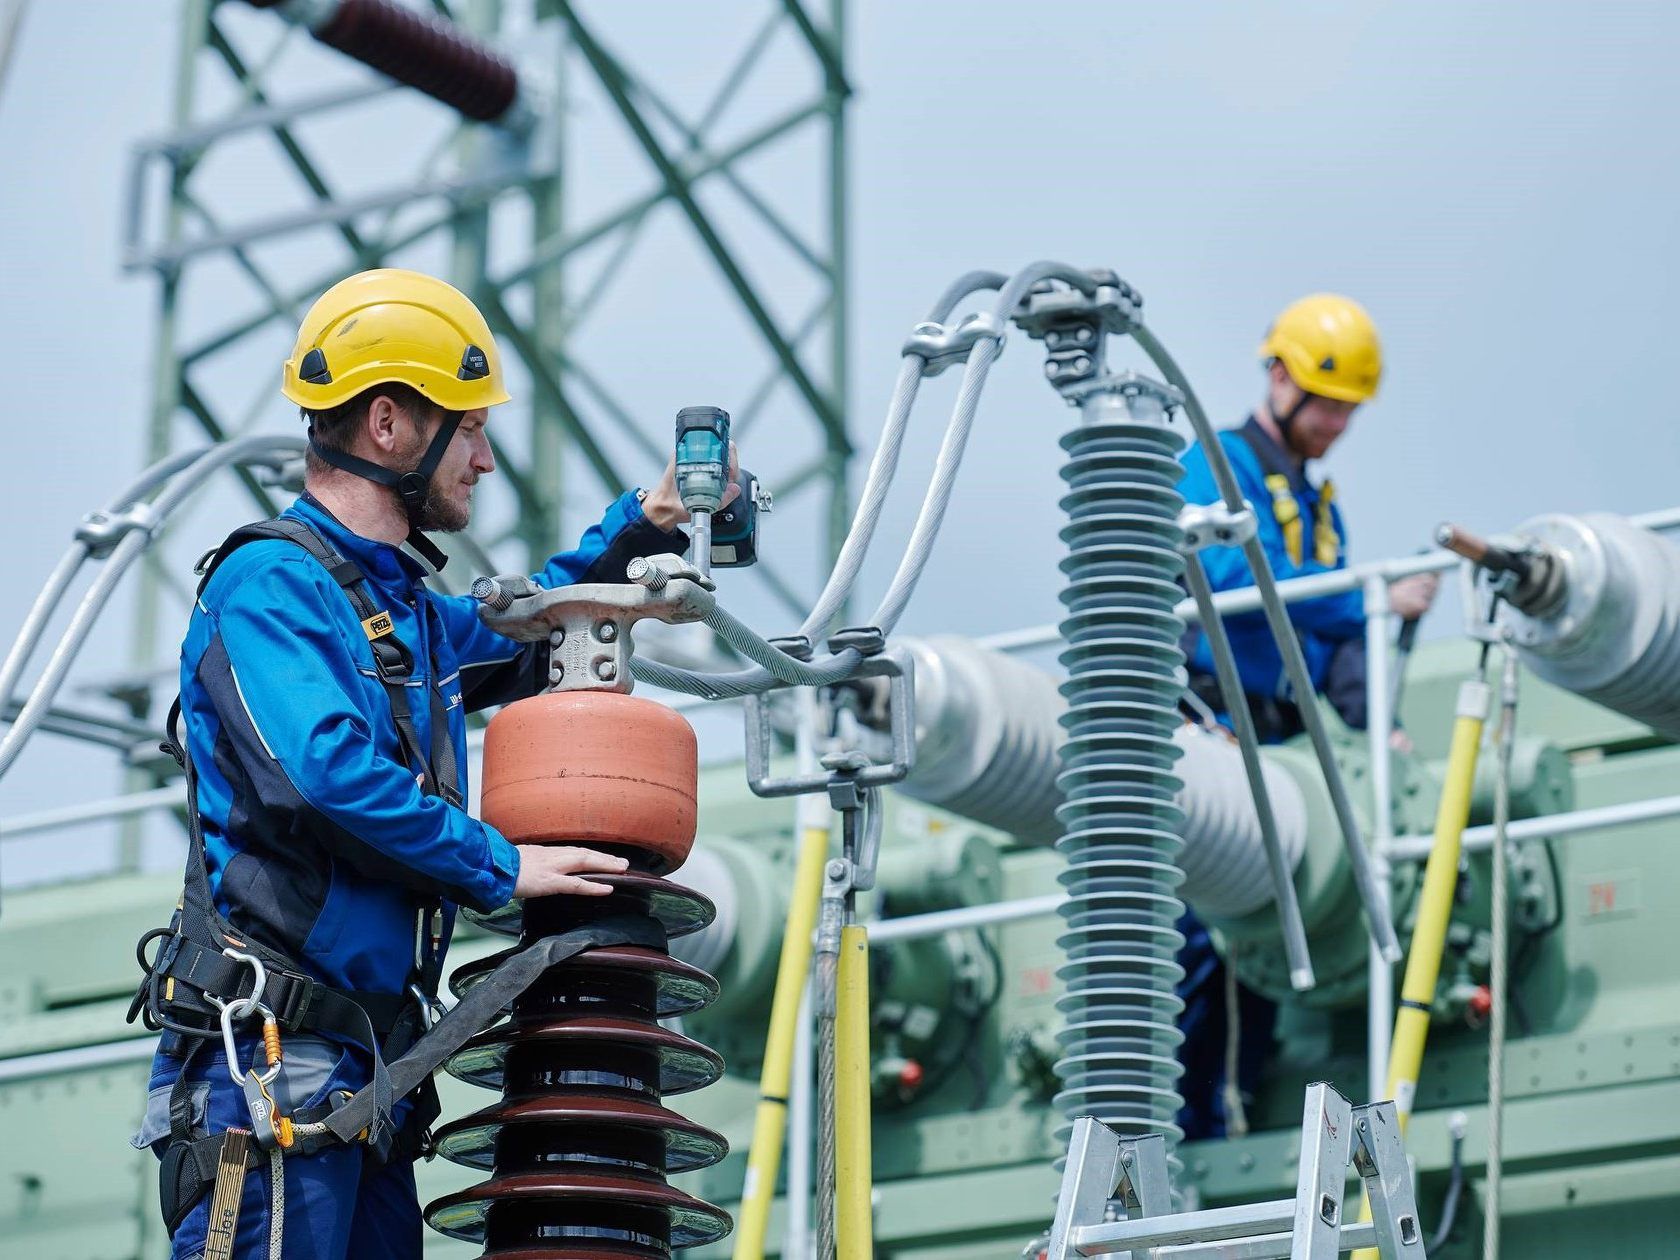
[1178,501,1259,552]
[474,554,715,694]
[1058,369,1182,425]
[1012,270,1144,395]
[744,647,916,798]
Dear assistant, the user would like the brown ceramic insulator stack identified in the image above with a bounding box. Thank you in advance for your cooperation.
[425,693,733,1259]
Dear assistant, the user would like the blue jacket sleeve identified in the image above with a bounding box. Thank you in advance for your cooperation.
[208,550,519,913]
[436,491,691,712]
[1179,435,1364,642]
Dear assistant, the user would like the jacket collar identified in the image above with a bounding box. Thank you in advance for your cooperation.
[1239,414,1317,495]
[288,491,429,586]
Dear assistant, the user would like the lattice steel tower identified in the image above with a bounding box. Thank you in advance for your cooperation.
[119,0,850,816]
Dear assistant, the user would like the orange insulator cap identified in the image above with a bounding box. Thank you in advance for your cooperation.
[480,691,699,872]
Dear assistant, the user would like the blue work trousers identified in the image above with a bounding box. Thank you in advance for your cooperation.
[143,1038,422,1260]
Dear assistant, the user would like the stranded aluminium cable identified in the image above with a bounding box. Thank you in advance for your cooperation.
[636,265,1072,699]
[634,272,1010,698]
[0,436,305,783]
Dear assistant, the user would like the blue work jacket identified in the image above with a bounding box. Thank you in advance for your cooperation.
[177,490,686,1000]
[1178,417,1362,701]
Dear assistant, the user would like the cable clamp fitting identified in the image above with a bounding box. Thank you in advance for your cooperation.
[902,312,1005,377]
[827,625,886,657]
[1177,501,1258,553]
[76,504,162,558]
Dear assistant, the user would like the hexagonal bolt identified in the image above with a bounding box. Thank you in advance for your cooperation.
[595,620,618,642]
[594,659,617,682]
[626,556,667,590]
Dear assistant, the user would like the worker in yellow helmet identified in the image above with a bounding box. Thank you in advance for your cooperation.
[131,269,738,1258]
[1172,294,1438,1143]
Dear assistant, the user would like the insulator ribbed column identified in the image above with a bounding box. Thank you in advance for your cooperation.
[1051,395,1190,1158]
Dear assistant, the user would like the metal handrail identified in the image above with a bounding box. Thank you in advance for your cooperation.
[8,506,1680,847]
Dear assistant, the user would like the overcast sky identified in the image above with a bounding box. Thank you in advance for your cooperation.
[4,1,1679,886]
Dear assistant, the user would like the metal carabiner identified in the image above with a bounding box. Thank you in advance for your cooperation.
[205,948,269,1085]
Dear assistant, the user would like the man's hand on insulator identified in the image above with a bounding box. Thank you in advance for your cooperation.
[512,845,631,898]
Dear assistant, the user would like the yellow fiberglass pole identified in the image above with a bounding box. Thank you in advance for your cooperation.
[732,820,830,1260]
[835,924,874,1260]
[1354,676,1490,1258]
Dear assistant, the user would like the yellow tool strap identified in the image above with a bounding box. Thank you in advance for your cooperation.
[1264,473,1340,568]
[202,1128,252,1260]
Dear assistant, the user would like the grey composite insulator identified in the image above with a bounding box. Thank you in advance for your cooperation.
[897,636,1067,844]
[1051,412,1191,1156]
[246,0,520,123]
[1505,513,1680,739]
[896,639,1307,919]
[1170,725,1306,919]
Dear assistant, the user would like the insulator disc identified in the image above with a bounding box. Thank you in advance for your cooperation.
[445,1015,724,1097]
[448,945,718,1018]
[464,873,714,941]
[433,1092,728,1174]
[425,1170,734,1250]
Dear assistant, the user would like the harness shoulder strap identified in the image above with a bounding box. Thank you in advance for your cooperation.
[1236,425,1308,568]
[195,517,457,804]
[1313,478,1340,567]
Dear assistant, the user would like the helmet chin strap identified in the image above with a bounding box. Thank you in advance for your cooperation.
[308,411,463,570]
[1271,388,1313,462]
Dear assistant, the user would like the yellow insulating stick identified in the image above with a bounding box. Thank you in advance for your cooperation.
[1354,676,1489,1257]
[732,822,831,1260]
[835,924,874,1260]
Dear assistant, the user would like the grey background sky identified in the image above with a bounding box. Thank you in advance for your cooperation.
[3,2,1679,886]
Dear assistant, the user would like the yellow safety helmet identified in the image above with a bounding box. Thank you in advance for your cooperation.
[282,268,511,414]
[1257,293,1382,404]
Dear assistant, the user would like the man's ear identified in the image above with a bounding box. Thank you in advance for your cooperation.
[363,393,404,456]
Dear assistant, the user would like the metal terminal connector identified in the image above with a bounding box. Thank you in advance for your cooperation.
[1178,501,1259,552]
[902,312,1006,378]
[475,558,715,695]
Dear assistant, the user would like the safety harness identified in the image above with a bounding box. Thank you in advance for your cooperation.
[130,516,664,1241]
[1178,418,1344,737]
[1261,472,1339,569]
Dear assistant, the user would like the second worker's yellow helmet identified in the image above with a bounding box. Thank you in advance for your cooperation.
[282,268,512,414]
[1258,294,1382,404]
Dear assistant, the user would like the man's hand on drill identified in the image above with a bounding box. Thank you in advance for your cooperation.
[1387,572,1439,621]
[641,441,741,530]
[513,845,631,897]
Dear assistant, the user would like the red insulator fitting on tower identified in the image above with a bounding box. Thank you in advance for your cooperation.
[244,0,521,123]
